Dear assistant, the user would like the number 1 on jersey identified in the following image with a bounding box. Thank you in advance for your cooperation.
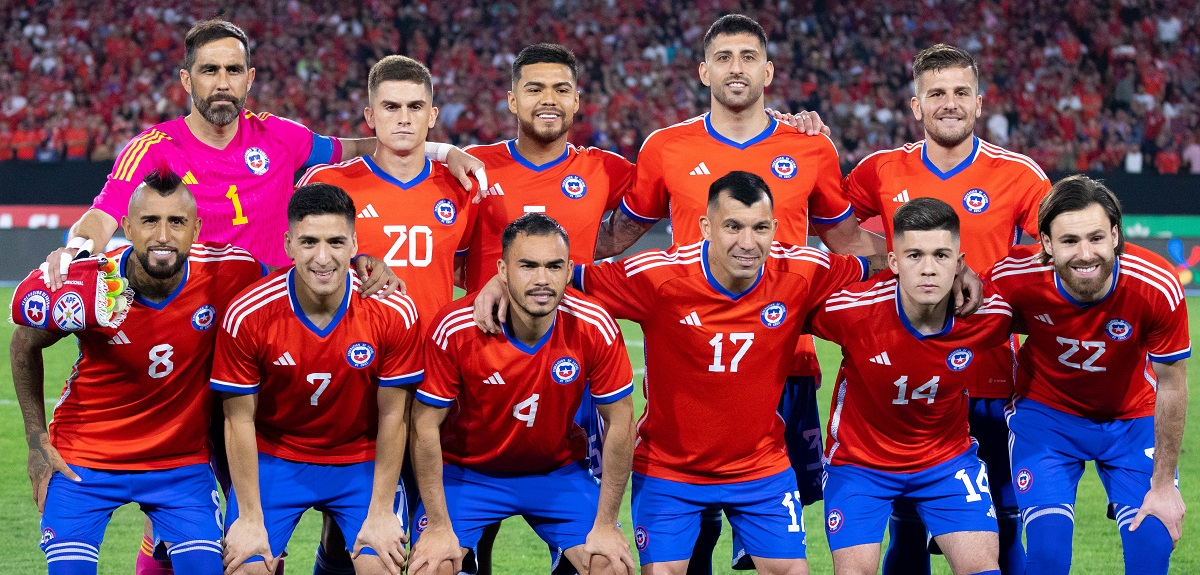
[226,185,249,226]
[708,332,755,372]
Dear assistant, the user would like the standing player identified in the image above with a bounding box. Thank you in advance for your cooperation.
[297,54,475,575]
[808,198,1010,575]
[986,175,1189,575]
[11,168,264,575]
[839,44,1050,574]
[211,184,424,575]
[408,214,636,575]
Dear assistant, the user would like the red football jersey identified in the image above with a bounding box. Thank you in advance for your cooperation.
[298,157,474,323]
[461,140,634,291]
[418,289,633,474]
[50,243,265,470]
[843,138,1051,398]
[987,244,1191,419]
[807,272,1014,472]
[210,269,424,464]
[577,241,867,483]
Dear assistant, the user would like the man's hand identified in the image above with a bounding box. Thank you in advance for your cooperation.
[223,517,277,575]
[26,433,80,513]
[443,147,487,197]
[766,108,831,137]
[408,526,463,575]
[353,510,409,575]
[40,238,94,291]
[1131,485,1186,548]
[584,523,636,575]
[471,274,509,334]
[354,255,405,298]
[953,266,983,316]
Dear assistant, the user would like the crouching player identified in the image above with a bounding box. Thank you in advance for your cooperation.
[11,168,265,574]
[806,198,1010,575]
[408,213,636,575]
[211,183,424,575]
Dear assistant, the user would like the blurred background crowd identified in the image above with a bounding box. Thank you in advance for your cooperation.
[2,0,1199,174]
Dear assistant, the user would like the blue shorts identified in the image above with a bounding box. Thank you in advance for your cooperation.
[576,385,604,478]
[1007,398,1158,509]
[632,469,806,565]
[225,453,404,560]
[412,461,599,555]
[823,445,998,551]
[779,375,825,506]
[41,463,222,565]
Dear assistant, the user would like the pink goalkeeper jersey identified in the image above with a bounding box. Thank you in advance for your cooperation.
[92,111,340,267]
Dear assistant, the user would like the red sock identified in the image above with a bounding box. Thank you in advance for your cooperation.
[134,535,174,575]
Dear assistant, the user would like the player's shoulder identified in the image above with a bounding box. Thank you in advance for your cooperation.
[821,270,898,314]
[464,140,511,163]
[241,109,307,132]
[1118,243,1186,311]
[297,157,369,186]
[768,242,850,274]
[569,143,634,168]
[637,114,706,152]
[427,297,478,350]
[188,242,261,274]
[350,271,420,328]
[559,288,621,344]
[222,268,292,336]
[616,241,705,282]
[119,121,180,155]
[986,244,1051,286]
[767,122,839,156]
[974,138,1050,182]
[851,141,923,172]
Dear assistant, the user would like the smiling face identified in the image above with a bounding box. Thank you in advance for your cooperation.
[365,79,437,154]
[498,232,572,319]
[700,32,774,114]
[889,229,963,308]
[700,191,776,292]
[123,188,201,281]
[181,37,254,127]
[1041,203,1119,302]
[509,62,579,145]
[911,65,981,148]
[285,213,357,300]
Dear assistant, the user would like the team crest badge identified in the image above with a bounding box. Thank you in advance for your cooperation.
[561,175,587,199]
[433,198,457,225]
[946,347,973,371]
[244,147,270,175]
[962,188,990,214]
[1015,468,1033,493]
[1105,318,1132,341]
[52,292,86,332]
[21,290,50,329]
[416,514,429,533]
[826,509,845,533]
[760,302,787,328]
[346,342,376,368]
[40,527,55,546]
[770,155,798,180]
[551,357,581,384]
[192,305,216,331]
[634,527,649,550]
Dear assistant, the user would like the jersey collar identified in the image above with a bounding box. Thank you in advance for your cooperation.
[700,240,764,301]
[502,314,557,355]
[119,246,191,310]
[921,136,980,180]
[1053,258,1120,308]
[287,268,351,337]
[894,283,955,340]
[703,112,777,150]
[362,155,431,189]
[506,139,571,172]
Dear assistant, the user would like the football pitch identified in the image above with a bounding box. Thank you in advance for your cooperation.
[1,288,1197,574]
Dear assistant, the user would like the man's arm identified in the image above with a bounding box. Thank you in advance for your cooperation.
[594,209,655,260]
[44,209,119,290]
[10,326,78,512]
[585,396,637,575]
[407,401,463,575]
[336,137,378,161]
[814,216,886,258]
[353,386,413,573]
[1131,359,1188,546]
[222,393,278,574]
[337,139,487,193]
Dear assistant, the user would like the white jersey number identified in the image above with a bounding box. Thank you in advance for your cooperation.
[307,372,332,406]
[1056,337,1106,372]
[514,393,540,427]
[148,344,175,379]
[383,225,433,268]
[892,376,940,405]
[708,332,755,373]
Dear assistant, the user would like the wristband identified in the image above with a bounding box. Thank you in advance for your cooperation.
[425,142,452,163]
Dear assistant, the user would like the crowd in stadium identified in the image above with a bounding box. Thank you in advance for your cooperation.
[2,1,1200,173]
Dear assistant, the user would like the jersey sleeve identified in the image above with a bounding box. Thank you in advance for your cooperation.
[416,319,462,407]
[574,259,655,322]
[92,132,165,220]
[599,148,636,211]
[804,293,847,344]
[619,134,669,223]
[794,251,869,317]
[210,318,262,395]
[378,294,425,386]
[455,198,477,257]
[841,154,884,221]
[973,281,1018,348]
[807,135,854,226]
[1147,293,1192,363]
[584,314,635,405]
[266,114,339,169]
[1015,174,1051,238]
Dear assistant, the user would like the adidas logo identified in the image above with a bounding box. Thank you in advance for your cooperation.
[868,352,891,365]
[481,183,505,198]
[689,162,711,176]
[357,204,379,219]
[107,331,130,345]
[272,352,297,366]
[1034,314,1053,325]
[484,372,506,385]
[892,190,910,203]
[678,311,702,326]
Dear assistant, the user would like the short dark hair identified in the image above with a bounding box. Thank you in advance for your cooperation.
[912,43,978,89]
[893,197,960,238]
[288,183,356,226]
[184,19,250,71]
[512,43,578,85]
[1037,174,1124,260]
[708,171,773,210]
[369,55,434,102]
[702,14,768,57]
[501,213,570,258]
[142,166,185,197]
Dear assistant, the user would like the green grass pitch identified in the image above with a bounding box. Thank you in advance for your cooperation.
[1,288,1197,574]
